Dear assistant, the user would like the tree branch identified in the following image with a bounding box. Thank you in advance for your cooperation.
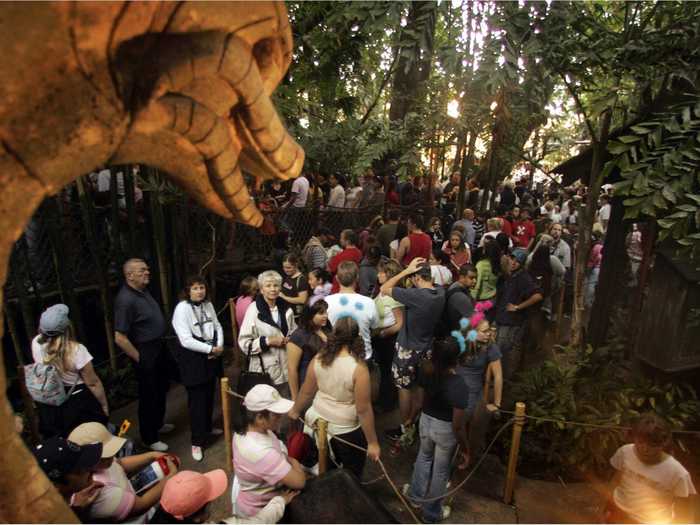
[360,49,400,126]
[560,73,597,143]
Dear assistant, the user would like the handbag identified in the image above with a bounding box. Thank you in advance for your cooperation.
[238,340,273,397]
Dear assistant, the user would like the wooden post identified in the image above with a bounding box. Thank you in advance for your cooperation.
[317,418,328,474]
[75,177,117,372]
[221,377,233,474]
[503,402,526,505]
[16,366,41,446]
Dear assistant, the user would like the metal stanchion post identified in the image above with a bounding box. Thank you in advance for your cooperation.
[503,402,526,505]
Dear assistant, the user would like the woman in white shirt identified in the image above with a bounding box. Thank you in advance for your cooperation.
[238,271,296,394]
[31,303,109,437]
[172,276,224,461]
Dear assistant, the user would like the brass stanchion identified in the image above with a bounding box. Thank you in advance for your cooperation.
[317,418,328,474]
[221,377,233,474]
[503,402,526,505]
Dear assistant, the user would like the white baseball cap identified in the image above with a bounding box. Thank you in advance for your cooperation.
[243,384,293,413]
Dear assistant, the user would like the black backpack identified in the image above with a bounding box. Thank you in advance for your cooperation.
[434,286,472,338]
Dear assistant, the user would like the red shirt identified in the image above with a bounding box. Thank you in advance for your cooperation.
[402,232,432,266]
[498,217,513,237]
[512,220,535,248]
[329,246,363,293]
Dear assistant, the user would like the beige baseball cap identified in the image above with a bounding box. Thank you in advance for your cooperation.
[68,422,126,458]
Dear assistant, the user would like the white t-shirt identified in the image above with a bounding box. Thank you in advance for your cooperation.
[345,187,362,208]
[389,239,399,256]
[325,293,378,360]
[599,203,611,222]
[610,443,696,524]
[327,185,346,208]
[431,265,453,287]
[31,336,92,385]
[290,176,309,208]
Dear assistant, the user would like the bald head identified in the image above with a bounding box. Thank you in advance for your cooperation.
[462,208,474,220]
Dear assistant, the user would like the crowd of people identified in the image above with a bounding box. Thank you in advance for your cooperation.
[23,171,695,524]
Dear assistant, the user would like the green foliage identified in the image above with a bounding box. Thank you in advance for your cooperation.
[609,96,700,255]
[511,341,700,477]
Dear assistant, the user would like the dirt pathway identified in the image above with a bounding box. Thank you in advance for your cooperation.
[112,380,604,523]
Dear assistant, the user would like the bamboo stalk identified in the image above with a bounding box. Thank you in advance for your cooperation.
[16,366,40,446]
[5,302,24,366]
[76,177,117,371]
[317,418,328,474]
[503,402,526,505]
[123,166,138,255]
[109,168,123,261]
[221,377,233,474]
[9,250,36,345]
[554,284,566,344]
[147,171,171,317]
[42,198,87,343]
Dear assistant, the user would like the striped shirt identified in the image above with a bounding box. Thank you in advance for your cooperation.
[232,431,292,518]
[90,461,138,522]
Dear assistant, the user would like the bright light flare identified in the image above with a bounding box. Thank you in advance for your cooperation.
[447,99,460,118]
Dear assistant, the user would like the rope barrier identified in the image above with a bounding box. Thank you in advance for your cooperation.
[497,409,700,435]
[406,418,514,504]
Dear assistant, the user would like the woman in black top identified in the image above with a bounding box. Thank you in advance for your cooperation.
[403,338,469,522]
[280,253,309,320]
[286,300,330,400]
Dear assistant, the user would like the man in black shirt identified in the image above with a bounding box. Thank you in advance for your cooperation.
[494,249,543,380]
[114,258,173,451]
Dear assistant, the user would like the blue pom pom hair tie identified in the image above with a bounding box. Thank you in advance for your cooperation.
[450,330,467,354]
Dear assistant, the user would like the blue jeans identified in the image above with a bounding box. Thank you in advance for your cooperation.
[408,413,457,522]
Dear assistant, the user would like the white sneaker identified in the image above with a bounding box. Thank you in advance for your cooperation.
[401,484,420,509]
[159,423,175,434]
[192,446,203,461]
[149,441,169,452]
[440,505,452,520]
[210,428,224,436]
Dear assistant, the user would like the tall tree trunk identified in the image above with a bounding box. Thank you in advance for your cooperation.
[570,110,613,347]
[382,1,437,175]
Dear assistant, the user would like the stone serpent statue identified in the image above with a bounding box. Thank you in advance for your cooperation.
[0,2,303,521]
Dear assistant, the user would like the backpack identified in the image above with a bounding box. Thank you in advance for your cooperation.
[24,362,77,406]
[434,286,472,338]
